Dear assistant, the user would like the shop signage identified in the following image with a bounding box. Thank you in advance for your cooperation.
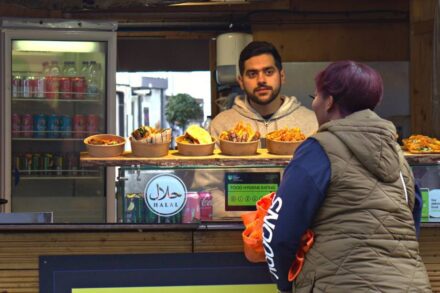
[225,172,280,211]
[429,189,440,218]
[144,174,187,216]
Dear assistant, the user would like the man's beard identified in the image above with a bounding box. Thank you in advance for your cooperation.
[246,85,281,106]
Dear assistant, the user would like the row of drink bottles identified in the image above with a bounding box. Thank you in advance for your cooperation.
[124,191,213,224]
[13,152,82,176]
[12,113,99,138]
[12,60,102,99]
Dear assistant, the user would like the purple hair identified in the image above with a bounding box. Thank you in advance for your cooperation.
[315,61,383,114]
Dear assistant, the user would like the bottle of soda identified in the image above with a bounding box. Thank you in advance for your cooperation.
[80,61,89,77]
[41,62,50,98]
[60,61,73,99]
[202,115,212,131]
[42,61,50,76]
[96,62,103,90]
[87,61,99,99]
[46,61,60,99]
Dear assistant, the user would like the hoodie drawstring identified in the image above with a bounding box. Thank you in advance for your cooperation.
[399,171,409,204]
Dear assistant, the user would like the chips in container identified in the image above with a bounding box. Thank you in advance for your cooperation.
[266,128,305,155]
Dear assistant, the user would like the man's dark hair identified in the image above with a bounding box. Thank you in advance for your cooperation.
[238,41,283,75]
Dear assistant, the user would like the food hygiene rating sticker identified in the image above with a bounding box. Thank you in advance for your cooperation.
[144,174,187,217]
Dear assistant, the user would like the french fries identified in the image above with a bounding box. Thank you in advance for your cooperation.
[267,127,305,142]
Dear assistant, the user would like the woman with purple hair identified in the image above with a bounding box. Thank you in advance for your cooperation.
[263,61,431,292]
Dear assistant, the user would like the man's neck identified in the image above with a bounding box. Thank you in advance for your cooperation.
[248,95,283,117]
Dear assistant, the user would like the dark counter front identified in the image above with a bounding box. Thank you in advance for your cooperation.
[40,252,275,293]
[0,222,440,291]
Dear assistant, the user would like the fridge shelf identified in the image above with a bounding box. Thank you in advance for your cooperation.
[12,137,87,141]
[18,175,102,180]
[12,97,101,103]
[14,169,101,180]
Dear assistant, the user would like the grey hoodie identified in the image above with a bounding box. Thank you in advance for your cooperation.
[210,95,318,143]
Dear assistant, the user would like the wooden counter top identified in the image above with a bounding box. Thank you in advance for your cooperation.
[80,149,292,167]
[402,152,440,165]
[0,222,438,231]
[80,149,440,167]
[0,222,243,231]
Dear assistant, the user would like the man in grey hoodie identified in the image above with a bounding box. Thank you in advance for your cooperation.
[211,41,318,144]
[193,41,317,220]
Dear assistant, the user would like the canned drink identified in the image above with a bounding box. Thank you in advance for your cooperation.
[125,193,146,223]
[13,153,21,170]
[199,191,213,221]
[22,75,31,97]
[12,74,22,98]
[42,153,54,175]
[72,77,86,99]
[47,114,60,138]
[175,211,182,224]
[60,115,72,138]
[32,153,41,175]
[182,192,200,224]
[145,209,158,224]
[45,76,59,99]
[24,153,32,175]
[33,114,47,138]
[28,76,38,98]
[73,114,86,138]
[59,76,72,99]
[36,76,45,98]
[170,211,182,224]
[144,205,158,224]
[54,154,64,176]
[66,152,78,175]
[86,114,99,135]
[12,113,21,138]
[22,114,33,138]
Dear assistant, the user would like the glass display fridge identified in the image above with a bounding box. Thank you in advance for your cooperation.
[0,18,117,223]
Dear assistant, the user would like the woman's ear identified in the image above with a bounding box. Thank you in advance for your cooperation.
[326,95,336,112]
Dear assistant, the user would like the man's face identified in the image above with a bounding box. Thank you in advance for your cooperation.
[238,53,285,106]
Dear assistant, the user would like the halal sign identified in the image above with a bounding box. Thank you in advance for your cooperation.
[144,174,187,217]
